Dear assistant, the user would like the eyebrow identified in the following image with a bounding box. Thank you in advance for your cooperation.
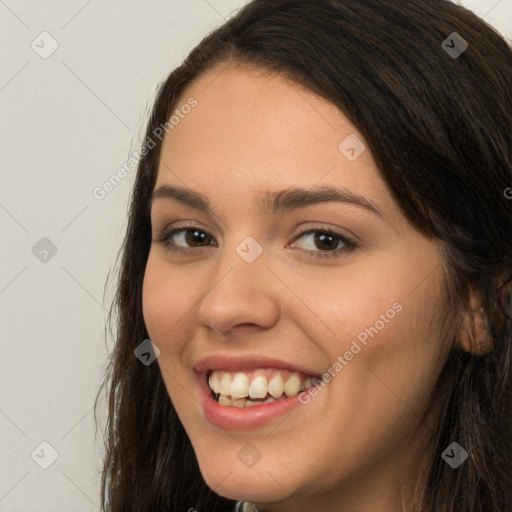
[151,184,384,218]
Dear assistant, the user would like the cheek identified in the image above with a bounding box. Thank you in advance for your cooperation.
[323,256,444,356]
[336,278,447,432]
[141,254,196,351]
[142,255,200,413]
[142,258,167,341]
[288,255,446,409]
[274,264,418,357]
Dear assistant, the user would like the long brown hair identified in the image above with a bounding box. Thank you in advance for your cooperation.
[97,1,512,510]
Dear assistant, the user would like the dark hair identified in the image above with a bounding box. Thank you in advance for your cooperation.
[97,0,512,510]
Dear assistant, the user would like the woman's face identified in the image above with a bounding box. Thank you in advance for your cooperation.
[142,66,449,510]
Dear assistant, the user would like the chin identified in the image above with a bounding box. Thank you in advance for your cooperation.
[195,447,299,503]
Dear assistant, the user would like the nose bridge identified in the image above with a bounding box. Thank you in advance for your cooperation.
[213,231,268,286]
[196,234,280,332]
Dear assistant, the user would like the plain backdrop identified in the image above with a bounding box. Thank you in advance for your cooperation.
[1,1,510,510]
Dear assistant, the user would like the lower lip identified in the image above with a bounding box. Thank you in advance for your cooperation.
[198,374,305,431]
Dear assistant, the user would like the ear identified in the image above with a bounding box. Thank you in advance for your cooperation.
[457,290,493,355]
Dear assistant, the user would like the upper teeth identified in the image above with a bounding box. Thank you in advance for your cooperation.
[208,369,316,400]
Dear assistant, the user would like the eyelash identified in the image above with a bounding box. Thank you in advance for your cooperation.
[156,222,358,259]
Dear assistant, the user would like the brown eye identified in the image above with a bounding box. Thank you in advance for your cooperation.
[158,227,217,249]
[293,230,348,252]
[289,228,357,259]
[184,229,214,247]
[313,232,341,251]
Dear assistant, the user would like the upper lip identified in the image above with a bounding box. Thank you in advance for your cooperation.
[194,354,322,378]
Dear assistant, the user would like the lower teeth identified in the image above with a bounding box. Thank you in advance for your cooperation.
[214,393,281,407]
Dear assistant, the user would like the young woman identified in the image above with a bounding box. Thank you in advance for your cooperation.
[97,1,512,510]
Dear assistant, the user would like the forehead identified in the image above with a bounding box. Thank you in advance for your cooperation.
[163,65,355,161]
[155,65,399,221]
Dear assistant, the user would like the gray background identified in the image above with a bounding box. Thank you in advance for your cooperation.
[1,1,510,510]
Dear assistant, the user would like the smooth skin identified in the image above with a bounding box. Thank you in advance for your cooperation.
[142,66,465,511]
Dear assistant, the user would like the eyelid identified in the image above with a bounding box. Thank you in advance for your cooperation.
[155,221,218,247]
[287,226,358,259]
[288,226,357,248]
[156,221,359,260]
[155,220,215,240]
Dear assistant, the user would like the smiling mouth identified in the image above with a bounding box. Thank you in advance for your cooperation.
[207,369,318,407]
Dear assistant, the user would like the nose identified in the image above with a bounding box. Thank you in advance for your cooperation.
[196,246,281,335]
